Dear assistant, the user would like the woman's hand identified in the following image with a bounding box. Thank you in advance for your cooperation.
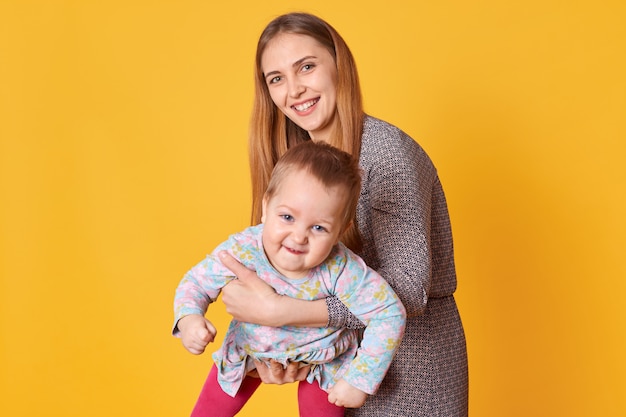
[220,250,331,327]
[219,251,284,326]
[247,359,310,384]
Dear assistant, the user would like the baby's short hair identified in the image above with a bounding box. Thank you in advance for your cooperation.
[265,141,361,229]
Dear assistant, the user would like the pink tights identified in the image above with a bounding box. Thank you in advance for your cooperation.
[190,364,344,417]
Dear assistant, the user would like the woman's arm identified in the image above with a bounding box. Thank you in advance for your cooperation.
[361,125,441,317]
[220,251,366,329]
[218,251,318,384]
[219,250,366,385]
[218,251,329,327]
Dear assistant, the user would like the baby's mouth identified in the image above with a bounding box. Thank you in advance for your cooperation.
[284,245,305,255]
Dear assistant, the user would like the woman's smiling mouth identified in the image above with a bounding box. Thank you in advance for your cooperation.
[292,98,319,112]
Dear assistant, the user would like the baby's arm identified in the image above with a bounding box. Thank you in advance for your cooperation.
[173,250,236,351]
[332,249,407,396]
[176,314,217,355]
[326,379,368,408]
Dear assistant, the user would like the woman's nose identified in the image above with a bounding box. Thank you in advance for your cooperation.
[288,79,305,98]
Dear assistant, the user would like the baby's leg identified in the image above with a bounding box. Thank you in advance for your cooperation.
[297,380,345,417]
[191,364,261,417]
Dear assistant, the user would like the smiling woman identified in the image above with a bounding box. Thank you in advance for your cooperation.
[219,12,469,417]
[261,34,339,140]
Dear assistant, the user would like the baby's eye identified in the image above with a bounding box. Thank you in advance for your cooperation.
[312,225,327,233]
[280,214,294,221]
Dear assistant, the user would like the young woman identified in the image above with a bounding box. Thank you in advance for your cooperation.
[220,12,469,416]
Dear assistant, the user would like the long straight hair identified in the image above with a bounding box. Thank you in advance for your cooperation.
[249,13,364,251]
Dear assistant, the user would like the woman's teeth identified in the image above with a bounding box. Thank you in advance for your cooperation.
[294,99,318,111]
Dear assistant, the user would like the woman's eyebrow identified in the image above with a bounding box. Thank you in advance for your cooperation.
[292,56,316,68]
[264,56,317,78]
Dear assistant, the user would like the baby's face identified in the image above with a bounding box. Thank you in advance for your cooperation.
[261,170,347,279]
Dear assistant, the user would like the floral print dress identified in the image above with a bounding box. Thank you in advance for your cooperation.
[173,224,406,397]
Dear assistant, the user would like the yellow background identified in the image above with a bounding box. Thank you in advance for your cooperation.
[1,1,624,416]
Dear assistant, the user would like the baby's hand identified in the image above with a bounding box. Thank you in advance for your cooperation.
[327,379,368,408]
[177,314,217,355]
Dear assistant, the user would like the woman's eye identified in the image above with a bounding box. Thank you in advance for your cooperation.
[302,63,314,72]
[268,76,281,84]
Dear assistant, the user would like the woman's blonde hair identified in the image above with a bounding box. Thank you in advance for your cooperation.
[249,12,364,251]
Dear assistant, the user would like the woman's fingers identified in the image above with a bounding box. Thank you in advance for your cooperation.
[219,251,254,281]
[252,359,309,385]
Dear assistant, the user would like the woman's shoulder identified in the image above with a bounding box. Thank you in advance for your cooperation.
[361,115,435,171]
[362,115,402,138]
[362,115,422,151]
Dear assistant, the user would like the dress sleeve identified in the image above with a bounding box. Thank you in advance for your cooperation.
[325,296,366,329]
[327,125,441,322]
[363,127,439,318]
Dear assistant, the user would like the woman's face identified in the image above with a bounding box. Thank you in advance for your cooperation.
[261,33,338,141]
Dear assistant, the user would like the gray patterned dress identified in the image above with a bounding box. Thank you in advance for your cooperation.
[329,116,469,416]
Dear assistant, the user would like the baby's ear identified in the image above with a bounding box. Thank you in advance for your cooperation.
[342,220,353,235]
[261,195,269,223]
[336,220,353,244]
